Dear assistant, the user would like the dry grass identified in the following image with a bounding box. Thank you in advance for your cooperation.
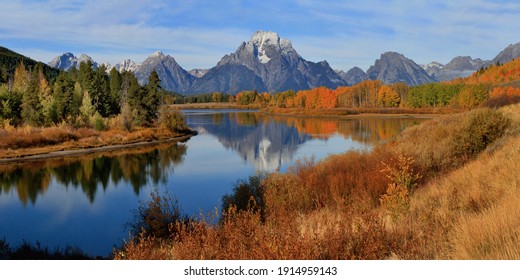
[172,102,261,110]
[262,106,465,117]
[0,125,188,159]
[404,130,520,259]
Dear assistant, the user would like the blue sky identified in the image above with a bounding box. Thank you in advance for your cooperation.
[1,0,519,71]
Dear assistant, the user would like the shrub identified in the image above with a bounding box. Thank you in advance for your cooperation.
[396,108,511,175]
[157,105,188,132]
[128,187,190,239]
[381,154,421,193]
[92,112,105,131]
[380,183,410,223]
[221,175,266,221]
[453,108,511,160]
[120,102,134,131]
[41,127,78,144]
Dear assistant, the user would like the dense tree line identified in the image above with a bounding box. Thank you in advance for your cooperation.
[0,61,163,129]
[0,46,60,85]
[164,91,233,104]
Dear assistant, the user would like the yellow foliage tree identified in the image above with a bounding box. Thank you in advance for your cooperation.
[377,85,400,107]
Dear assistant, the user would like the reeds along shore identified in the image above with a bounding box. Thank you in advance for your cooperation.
[116,104,520,260]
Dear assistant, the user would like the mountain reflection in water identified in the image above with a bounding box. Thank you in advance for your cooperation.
[185,110,420,172]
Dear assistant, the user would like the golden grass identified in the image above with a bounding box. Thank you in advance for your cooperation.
[172,102,261,110]
[0,125,188,159]
[406,132,520,259]
[262,106,465,118]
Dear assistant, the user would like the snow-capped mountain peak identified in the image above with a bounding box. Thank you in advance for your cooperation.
[247,31,284,64]
[422,61,444,70]
[116,59,139,72]
[48,52,98,71]
[151,51,165,58]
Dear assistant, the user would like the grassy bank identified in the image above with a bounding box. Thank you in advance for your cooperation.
[0,125,195,160]
[172,102,261,110]
[116,104,520,260]
[261,106,465,118]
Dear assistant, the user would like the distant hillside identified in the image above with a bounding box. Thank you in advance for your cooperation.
[451,58,520,85]
[498,79,520,88]
[0,46,60,81]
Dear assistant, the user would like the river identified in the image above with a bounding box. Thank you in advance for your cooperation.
[0,110,424,257]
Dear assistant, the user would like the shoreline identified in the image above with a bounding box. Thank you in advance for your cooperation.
[260,107,462,119]
[0,131,197,164]
[171,103,458,118]
[260,110,439,120]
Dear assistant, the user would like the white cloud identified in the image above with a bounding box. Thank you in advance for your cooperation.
[0,0,519,71]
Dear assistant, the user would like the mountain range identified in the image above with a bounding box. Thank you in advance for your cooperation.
[48,52,99,71]
[42,32,520,93]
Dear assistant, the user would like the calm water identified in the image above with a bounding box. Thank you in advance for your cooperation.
[0,110,424,257]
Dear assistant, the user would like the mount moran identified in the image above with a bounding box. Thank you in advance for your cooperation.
[48,31,520,94]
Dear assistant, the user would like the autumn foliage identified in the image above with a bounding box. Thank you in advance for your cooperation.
[227,59,520,110]
[485,86,520,107]
[452,59,520,85]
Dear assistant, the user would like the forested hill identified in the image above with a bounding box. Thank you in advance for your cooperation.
[0,46,60,83]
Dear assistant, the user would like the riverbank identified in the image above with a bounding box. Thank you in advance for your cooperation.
[117,104,520,260]
[173,102,460,118]
[172,102,261,110]
[0,126,197,163]
[261,106,464,119]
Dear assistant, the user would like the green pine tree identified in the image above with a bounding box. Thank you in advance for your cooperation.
[143,70,162,124]
[109,67,122,115]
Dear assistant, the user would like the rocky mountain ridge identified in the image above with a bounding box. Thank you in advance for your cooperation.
[47,33,520,92]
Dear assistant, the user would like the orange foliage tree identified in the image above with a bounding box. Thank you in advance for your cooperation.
[455,84,489,109]
[485,86,520,107]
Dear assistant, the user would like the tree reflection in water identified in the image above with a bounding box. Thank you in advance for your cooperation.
[0,142,187,206]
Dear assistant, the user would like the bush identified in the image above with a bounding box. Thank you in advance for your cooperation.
[396,108,512,175]
[128,187,190,239]
[221,175,266,221]
[93,112,105,131]
[453,108,511,160]
[120,102,134,131]
[157,105,188,132]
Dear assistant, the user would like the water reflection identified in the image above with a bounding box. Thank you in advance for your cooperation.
[0,143,187,206]
[185,111,421,172]
[0,110,425,256]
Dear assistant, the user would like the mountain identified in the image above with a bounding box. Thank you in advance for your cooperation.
[336,67,367,85]
[0,46,60,80]
[492,42,520,65]
[48,53,98,71]
[189,68,209,78]
[423,56,488,81]
[190,31,347,94]
[134,51,194,93]
[100,59,140,74]
[115,59,139,72]
[366,52,436,85]
[189,64,267,94]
